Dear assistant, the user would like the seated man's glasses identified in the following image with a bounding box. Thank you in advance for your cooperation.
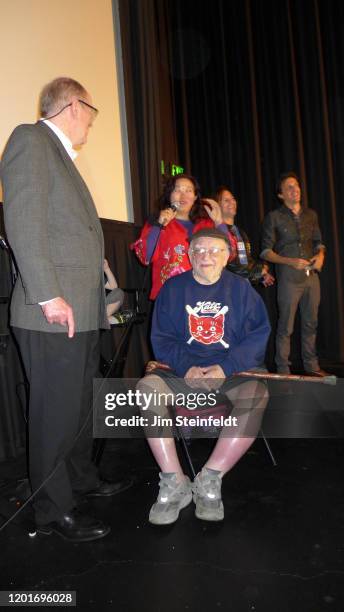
[190,247,228,257]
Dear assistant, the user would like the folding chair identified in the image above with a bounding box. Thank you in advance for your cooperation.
[145,360,277,479]
[169,402,277,480]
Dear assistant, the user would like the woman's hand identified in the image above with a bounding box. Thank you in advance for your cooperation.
[261,271,275,287]
[203,198,223,226]
[158,207,178,226]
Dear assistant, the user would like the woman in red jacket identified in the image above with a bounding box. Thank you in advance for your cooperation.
[131,174,236,299]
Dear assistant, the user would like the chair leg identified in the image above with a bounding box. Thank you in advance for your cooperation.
[174,424,197,479]
[92,439,107,466]
[173,421,277,477]
[260,429,277,466]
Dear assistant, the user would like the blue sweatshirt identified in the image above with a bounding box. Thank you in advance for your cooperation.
[151,269,271,377]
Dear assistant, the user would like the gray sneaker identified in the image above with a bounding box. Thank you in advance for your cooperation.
[149,473,192,525]
[193,468,224,521]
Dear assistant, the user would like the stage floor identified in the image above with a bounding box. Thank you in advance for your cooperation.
[1,431,344,611]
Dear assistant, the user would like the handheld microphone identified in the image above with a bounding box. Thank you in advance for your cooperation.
[160,201,180,226]
[170,201,180,212]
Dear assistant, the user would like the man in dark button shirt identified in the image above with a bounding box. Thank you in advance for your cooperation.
[261,172,327,376]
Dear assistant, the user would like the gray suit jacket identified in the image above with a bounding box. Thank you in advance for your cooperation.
[0,121,108,332]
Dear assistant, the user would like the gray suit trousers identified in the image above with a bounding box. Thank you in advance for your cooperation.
[275,272,320,372]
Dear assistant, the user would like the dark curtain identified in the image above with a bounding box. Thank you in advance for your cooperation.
[117,0,180,222]
[0,206,26,461]
[160,0,344,363]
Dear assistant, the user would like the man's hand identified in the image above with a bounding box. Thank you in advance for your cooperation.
[288,258,311,270]
[309,251,325,272]
[41,297,75,338]
[184,364,226,390]
[184,366,210,389]
[201,364,226,390]
[203,199,223,226]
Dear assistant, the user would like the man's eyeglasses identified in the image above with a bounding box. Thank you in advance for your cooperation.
[190,247,228,257]
[77,99,99,118]
[44,99,99,121]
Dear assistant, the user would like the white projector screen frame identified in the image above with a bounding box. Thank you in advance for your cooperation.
[0,0,133,223]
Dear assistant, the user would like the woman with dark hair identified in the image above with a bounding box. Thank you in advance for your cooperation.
[132,174,236,299]
[216,186,274,287]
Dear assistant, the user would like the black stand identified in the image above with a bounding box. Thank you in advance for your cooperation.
[93,289,146,466]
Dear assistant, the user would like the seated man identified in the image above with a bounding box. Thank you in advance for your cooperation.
[137,228,271,524]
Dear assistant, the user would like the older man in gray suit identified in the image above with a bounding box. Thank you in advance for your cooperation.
[1,77,130,542]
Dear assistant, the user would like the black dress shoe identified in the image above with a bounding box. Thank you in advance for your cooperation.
[305,369,330,378]
[83,477,133,498]
[36,509,110,542]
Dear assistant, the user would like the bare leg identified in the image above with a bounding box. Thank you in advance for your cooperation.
[106,300,122,317]
[205,380,268,476]
[136,375,186,481]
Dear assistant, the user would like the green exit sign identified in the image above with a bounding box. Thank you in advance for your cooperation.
[161,160,184,176]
